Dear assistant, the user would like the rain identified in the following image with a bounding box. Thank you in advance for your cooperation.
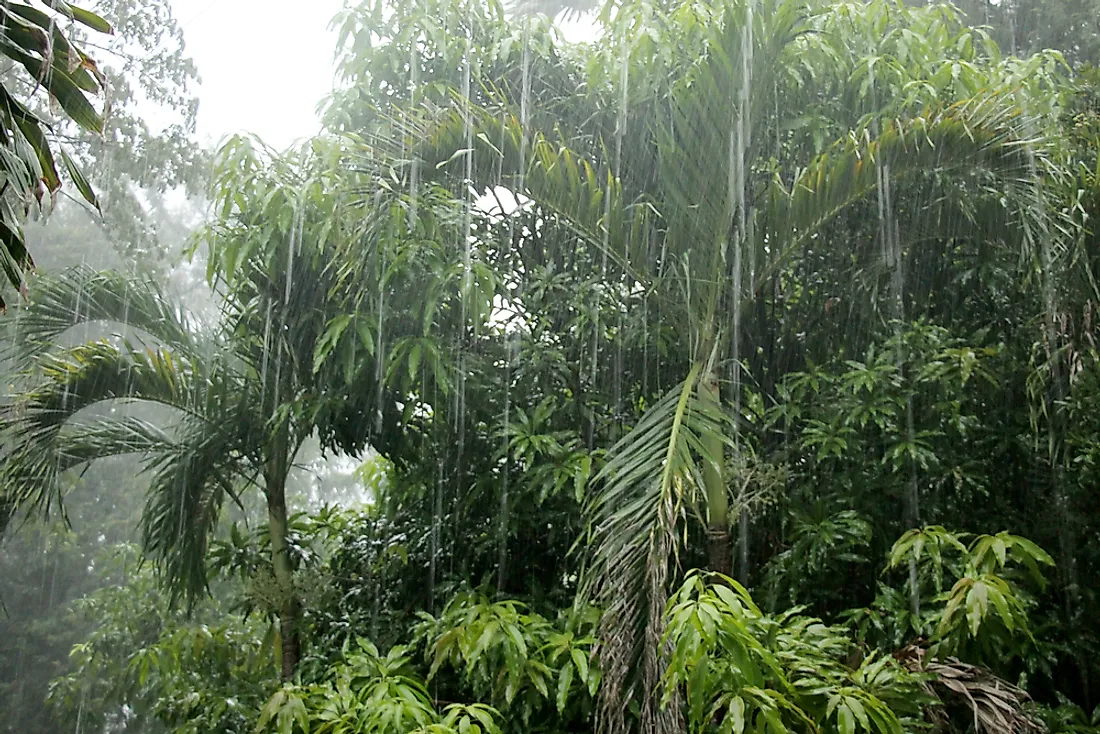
[1,0,1099,733]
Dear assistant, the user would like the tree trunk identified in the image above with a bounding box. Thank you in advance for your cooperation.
[738,512,750,586]
[1035,163,1086,700]
[699,371,731,576]
[266,433,300,681]
[707,525,733,577]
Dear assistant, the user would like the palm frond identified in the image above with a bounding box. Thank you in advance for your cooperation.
[0,268,266,603]
[657,0,809,269]
[387,86,1047,329]
[0,340,244,520]
[4,266,204,365]
[1,335,259,602]
[580,364,736,734]
[898,646,1045,734]
[139,413,258,603]
[379,97,654,286]
[759,92,1051,289]
[19,411,256,602]
[43,415,181,474]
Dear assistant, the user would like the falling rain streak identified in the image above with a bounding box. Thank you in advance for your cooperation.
[1,1,1098,732]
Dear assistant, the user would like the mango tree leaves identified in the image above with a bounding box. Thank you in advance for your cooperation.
[663,571,926,734]
[882,527,1054,664]
[411,591,600,727]
[0,1,109,310]
[255,636,508,734]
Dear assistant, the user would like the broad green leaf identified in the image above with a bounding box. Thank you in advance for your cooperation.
[60,147,99,209]
[729,696,747,734]
[556,659,574,712]
[848,697,870,733]
[966,579,989,636]
[44,0,113,33]
[838,703,856,734]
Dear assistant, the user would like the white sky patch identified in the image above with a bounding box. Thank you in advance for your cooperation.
[476,185,533,217]
[560,12,600,43]
[172,0,346,150]
[170,0,599,149]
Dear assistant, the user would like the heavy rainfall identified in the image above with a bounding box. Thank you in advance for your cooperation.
[0,0,1099,732]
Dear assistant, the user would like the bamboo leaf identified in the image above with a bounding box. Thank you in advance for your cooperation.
[60,147,99,210]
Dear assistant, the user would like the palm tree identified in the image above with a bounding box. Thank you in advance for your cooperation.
[0,267,302,679]
[380,0,1056,729]
[0,138,388,680]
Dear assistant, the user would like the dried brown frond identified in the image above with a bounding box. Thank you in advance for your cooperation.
[897,645,1046,734]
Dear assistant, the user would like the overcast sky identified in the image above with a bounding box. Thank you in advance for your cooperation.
[169,1,598,150]
[172,0,347,150]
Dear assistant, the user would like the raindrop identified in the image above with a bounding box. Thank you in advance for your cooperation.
[284,195,303,306]
[730,0,754,584]
[451,29,475,572]
[409,36,421,227]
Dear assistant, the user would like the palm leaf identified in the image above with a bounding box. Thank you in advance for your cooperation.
[49,412,253,601]
[656,0,808,285]
[759,93,1050,291]
[378,97,653,286]
[580,364,737,734]
[1,340,237,513]
[4,266,202,363]
[387,85,1047,333]
[138,412,257,603]
[42,0,114,34]
[0,270,258,602]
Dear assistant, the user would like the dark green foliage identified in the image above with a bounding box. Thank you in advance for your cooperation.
[0,459,152,733]
[7,0,1100,731]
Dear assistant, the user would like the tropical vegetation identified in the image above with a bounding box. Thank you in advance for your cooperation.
[3,0,1100,733]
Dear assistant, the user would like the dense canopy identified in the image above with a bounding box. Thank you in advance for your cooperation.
[2,0,1100,733]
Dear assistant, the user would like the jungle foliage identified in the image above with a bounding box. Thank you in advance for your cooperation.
[3,0,1100,733]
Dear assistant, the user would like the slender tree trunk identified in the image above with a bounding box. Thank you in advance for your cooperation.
[874,116,920,619]
[0,496,14,537]
[699,370,731,576]
[707,526,733,577]
[266,432,300,681]
[738,512,749,585]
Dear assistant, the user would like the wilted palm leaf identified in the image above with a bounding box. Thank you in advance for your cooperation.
[897,646,1045,734]
[579,365,736,734]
